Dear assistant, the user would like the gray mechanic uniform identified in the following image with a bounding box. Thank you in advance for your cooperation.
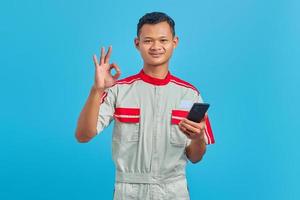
[96,69,215,200]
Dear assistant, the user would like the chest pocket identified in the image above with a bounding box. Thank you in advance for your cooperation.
[170,109,189,147]
[113,107,140,142]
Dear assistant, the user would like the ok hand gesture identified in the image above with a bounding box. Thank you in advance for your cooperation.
[92,46,121,91]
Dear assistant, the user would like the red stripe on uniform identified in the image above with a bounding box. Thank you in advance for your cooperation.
[100,92,108,104]
[172,110,189,118]
[116,74,140,84]
[117,78,141,85]
[170,76,199,95]
[205,116,215,144]
[114,116,140,123]
[171,118,182,125]
[115,108,140,115]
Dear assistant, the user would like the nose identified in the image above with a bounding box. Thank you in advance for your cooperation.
[150,40,162,51]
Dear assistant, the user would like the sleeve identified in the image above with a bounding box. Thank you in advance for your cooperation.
[198,94,215,145]
[186,91,215,146]
[96,87,116,134]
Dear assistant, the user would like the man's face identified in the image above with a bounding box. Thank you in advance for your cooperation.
[135,21,178,68]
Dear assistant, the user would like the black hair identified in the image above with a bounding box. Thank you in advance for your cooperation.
[137,12,175,37]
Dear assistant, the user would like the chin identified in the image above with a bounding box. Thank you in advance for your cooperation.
[147,59,168,66]
[148,62,167,67]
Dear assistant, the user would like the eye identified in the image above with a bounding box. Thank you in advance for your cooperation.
[160,39,168,43]
[144,40,152,44]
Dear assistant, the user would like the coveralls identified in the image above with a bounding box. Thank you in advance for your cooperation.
[96,70,215,200]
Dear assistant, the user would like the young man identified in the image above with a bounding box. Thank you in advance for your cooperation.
[75,12,215,200]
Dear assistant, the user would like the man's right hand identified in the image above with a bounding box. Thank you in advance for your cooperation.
[75,46,121,143]
[93,46,121,91]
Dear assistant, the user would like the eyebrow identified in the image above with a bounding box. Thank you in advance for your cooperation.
[142,36,168,40]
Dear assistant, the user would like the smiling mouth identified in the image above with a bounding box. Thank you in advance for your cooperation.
[149,53,163,58]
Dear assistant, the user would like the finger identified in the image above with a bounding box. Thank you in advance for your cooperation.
[178,122,185,131]
[179,123,191,135]
[110,63,121,80]
[104,46,112,63]
[186,130,195,138]
[100,47,105,65]
[181,121,201,134]
[182,118,202,127]
[179,125,190,136]
[93,54,99,67]
[183,118,206,131]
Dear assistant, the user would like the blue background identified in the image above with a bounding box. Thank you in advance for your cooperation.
[1,0,299,199]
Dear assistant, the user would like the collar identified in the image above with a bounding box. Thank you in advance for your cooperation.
[139,69,171,86]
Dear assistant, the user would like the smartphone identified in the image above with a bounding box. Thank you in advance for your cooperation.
[187,103,210,123]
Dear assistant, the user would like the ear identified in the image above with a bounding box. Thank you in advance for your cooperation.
[134,37,140,50]
[173,36,179,48]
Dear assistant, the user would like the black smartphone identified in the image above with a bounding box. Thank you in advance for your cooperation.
[187,103,210,123]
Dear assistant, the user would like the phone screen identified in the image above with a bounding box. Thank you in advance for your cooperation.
[187,103,210,123]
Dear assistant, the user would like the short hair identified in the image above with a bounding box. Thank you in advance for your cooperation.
[137,12,175,37]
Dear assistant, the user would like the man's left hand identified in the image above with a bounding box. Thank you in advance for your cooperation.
[178,117,206,141]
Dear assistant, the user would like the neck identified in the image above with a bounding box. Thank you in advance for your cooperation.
[143,63,169,79]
